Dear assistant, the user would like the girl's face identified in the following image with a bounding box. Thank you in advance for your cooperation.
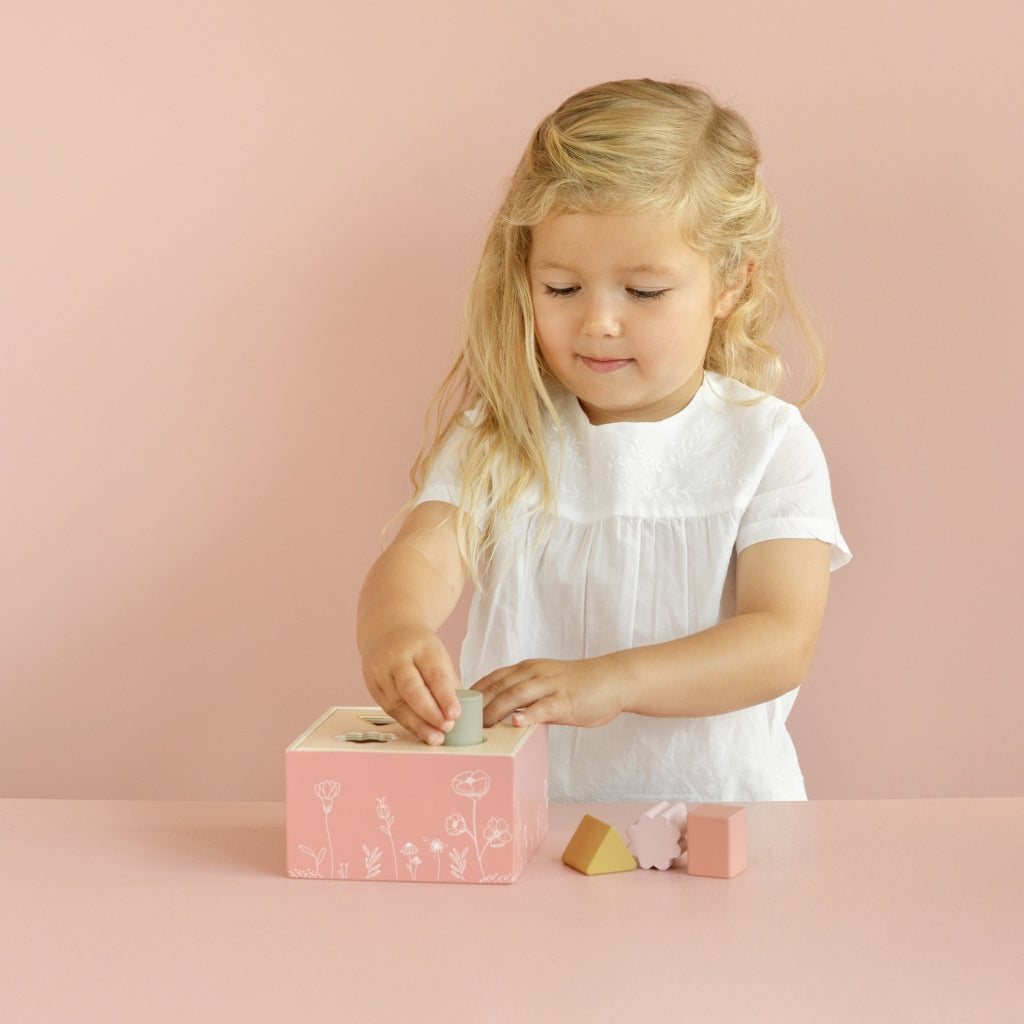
[528,211,744,425]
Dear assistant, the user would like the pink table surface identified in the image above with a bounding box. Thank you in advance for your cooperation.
[1,798,1021,1022]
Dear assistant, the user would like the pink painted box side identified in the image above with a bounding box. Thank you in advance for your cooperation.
[286,708,548,884]
[686,804,747,878]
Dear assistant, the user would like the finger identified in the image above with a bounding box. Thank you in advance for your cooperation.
[414,647,462,723]
[367,670,444,745]
[366,670,429,741]
[508,693,572,728]
[388,698,447,746]
[472,663,517,697]
[479,674,548,727]
[474,658,541,697]
[390,663,451,738]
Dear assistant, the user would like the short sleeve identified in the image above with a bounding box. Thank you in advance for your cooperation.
[415,425,467,509]
[736,410,852,571]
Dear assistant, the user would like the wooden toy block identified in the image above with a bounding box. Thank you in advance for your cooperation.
[444,690,484,746]
[625,801,688,870]
[286,707,548,884]
[686,804,747,879]
[562,814,637,875]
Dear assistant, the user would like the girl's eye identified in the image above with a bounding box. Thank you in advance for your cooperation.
[628,289,667,301]
[543,285,578,297]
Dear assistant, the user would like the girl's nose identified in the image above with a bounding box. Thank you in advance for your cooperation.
[582,298,622,338]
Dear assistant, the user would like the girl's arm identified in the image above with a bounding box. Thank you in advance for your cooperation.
[474,538,831,727]
[357,501,469,744]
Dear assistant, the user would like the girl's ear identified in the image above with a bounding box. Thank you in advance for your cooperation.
[714,260,754,318]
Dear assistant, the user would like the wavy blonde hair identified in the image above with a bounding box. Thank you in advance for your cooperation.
[408,79,824,575]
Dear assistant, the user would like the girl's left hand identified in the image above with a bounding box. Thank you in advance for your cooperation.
[473,657,625,729]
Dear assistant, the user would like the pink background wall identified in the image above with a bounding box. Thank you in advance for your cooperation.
[2,1,1022,801]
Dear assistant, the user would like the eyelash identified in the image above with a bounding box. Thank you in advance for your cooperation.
[542,286,667,302]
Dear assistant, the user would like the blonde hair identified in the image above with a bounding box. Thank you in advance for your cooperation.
[409,79,824,574]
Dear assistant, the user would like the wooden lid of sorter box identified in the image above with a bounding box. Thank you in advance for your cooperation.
[288,706,536,757]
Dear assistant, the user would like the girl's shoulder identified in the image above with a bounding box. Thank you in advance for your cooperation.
[702,372,801,419]
[701,372,814,446]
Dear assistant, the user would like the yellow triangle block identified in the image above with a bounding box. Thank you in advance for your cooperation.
[562,815,637,875]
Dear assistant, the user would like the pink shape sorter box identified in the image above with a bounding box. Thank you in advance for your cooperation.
[286,707,548,884]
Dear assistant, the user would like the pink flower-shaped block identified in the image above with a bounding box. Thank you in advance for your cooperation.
[625,801,688,870]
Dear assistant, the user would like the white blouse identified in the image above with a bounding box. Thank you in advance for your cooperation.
[418,372,851,802]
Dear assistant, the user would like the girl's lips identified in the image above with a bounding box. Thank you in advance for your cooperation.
[580,356,633,374]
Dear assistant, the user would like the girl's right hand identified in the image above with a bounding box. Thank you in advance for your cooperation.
[357,500,468,744]
[361,625,462,745]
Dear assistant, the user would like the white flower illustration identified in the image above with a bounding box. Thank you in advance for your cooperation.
[482,817,512,850]
[445,769,509,880]
[377,796,399,877]
[445,813,468,837]
[312,780,341,877]
[314,780,340,814]
[363,844,382,879]
[400,842,422,880]
[298,844,326,878]
[449,846,468,881]
[452,769,490,800]
[424,837,447,881]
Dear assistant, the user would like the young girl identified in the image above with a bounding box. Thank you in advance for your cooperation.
[357,79,850,802]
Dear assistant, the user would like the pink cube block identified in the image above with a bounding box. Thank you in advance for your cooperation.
[286,707,548,884]
[686,804,747,878]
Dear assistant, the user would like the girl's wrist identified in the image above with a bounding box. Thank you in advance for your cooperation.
[592,650,634,717]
